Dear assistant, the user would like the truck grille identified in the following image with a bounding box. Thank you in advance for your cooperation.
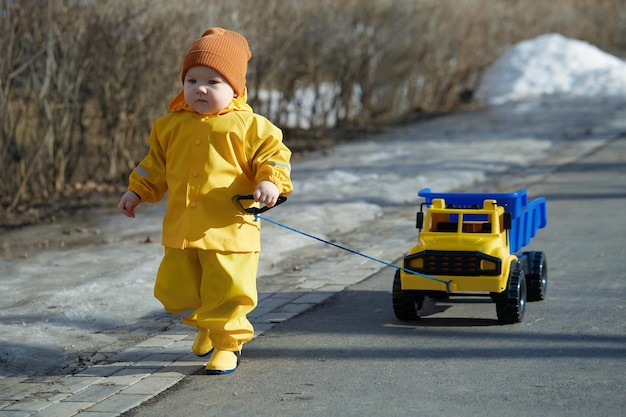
[405,251,501,276]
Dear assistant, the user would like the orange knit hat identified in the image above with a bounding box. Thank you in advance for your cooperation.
[181,27,251,96]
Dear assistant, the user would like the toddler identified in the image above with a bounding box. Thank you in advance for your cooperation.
[118,28,293,375]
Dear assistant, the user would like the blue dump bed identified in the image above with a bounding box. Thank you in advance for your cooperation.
[418,188,547,253]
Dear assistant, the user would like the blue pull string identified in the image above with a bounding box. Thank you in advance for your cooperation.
[254,213,453,292]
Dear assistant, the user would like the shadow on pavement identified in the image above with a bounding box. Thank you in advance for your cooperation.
[244,288,626,361]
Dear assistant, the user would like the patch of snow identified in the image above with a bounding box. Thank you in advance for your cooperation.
[475,33,626,105]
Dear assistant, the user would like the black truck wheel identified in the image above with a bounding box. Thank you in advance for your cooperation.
[392,270,423,320]
[525,251,547,301]
[495,263,527,324]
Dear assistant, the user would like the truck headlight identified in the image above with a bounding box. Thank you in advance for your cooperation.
[408,257,424,270]
[480,259,497,271]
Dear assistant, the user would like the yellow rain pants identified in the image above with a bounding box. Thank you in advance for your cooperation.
[154,248,259,351]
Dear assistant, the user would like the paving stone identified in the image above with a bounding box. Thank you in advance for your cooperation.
[31,400,95,417]
[106,348,155,363]
[19,377,58,384]
[257,310,302,323]
[116,368,166,380]
[75,364,130,378]
[248,306,275,319]
[61,383,124,403]
[97,373,147,387]
[292,291,336,304]
[0,383,46,401]
[133,352,185,366]
[274,302,316,316]
[160,341,192,354]
[257,292,273,301]
[256,295,291,309]
[0,378,28,391]
[0,409,35,417]
[0,401,13,409]
[155,365,200,376]
[82,393,152,414]
[133,335,184,349]
[1,397,51,413]
[120,374,182,395]
[50,376,104,394]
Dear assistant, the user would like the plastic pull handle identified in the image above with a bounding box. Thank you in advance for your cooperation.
[232,194,287,214]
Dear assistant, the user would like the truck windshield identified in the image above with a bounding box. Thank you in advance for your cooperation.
[428,212,495,233]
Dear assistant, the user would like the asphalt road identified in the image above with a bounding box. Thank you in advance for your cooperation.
[124,134,626,417]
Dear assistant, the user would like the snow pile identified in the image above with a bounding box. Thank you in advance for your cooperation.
[476,33,626,105]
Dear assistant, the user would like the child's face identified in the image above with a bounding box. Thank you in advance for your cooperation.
[183,66,235,115]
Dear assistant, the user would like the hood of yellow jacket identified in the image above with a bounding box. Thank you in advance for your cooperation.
[168,88,253,114]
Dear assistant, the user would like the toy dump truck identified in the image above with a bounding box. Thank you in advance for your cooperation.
[393,188,547,323]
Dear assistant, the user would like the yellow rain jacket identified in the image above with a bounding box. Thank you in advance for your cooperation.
[128,90,293,252]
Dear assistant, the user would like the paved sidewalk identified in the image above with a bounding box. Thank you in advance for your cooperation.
[0,204,415,417]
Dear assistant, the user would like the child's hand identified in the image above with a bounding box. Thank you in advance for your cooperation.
[118,191,141,218]
[253,181,280,207]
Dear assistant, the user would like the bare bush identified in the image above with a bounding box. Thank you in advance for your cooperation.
[1,0,625,221]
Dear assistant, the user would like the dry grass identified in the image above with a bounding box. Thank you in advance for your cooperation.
[1,0,625,223]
